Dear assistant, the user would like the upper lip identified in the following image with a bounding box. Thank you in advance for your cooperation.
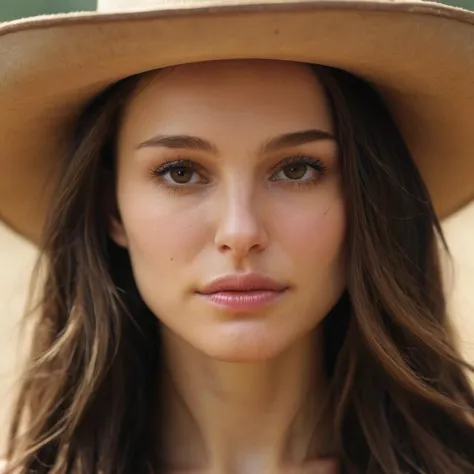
[198,273,288,294]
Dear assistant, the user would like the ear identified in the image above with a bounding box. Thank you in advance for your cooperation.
[102,170,128,248]
[109,215,128,248]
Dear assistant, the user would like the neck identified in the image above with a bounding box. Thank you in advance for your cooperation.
[157,326,338,473]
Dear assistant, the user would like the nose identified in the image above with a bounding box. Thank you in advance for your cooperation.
[214,189,269,259]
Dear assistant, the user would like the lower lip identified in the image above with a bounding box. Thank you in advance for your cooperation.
[198,290,285,312]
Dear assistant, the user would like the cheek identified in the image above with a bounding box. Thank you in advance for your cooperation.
[118,192,207,270]
[118,196,209,319]
[279,198,347,330]
[280,198,346,266]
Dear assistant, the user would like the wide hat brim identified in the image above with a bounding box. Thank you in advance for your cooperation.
[0,0,473,243]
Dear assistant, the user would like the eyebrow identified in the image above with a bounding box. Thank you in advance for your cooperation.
[136,129,336,154]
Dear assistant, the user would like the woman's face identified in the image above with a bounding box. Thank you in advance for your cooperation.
[111,59,346,361]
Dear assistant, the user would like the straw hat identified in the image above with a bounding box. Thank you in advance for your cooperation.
[0,0,473,242]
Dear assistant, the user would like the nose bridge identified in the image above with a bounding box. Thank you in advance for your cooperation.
[214,178,267,256]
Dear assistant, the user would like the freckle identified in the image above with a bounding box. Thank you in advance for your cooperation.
[170,257,174,262]
[274,29,280,35]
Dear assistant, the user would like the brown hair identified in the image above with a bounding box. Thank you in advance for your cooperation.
[5,64,474,474]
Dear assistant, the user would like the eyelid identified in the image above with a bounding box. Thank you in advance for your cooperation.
[153,158,198,173]
[269,155,328,176]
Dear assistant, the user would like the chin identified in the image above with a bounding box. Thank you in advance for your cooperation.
[198,331,292,362]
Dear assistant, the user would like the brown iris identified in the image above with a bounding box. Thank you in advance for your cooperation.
[282,163,308,180]
[170,166,194,184]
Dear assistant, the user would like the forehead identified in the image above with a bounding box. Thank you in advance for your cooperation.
[119,59,333,145]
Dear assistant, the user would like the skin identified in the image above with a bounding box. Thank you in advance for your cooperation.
[110,59,346,474]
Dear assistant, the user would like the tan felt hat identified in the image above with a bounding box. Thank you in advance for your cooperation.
[0,0,473,243]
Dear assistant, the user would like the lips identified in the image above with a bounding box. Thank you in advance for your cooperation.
[197,273,288,312]
[198,273,287,295]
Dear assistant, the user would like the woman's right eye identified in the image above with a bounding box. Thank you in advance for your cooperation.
[151,159,204,186]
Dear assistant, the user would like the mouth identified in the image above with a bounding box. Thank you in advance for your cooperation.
[197,273,288,312]
[198,289,286,312]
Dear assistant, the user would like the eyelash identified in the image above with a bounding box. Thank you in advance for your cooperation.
[148,155,328,193]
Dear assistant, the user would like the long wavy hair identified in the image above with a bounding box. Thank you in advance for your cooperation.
[5,64,474,474]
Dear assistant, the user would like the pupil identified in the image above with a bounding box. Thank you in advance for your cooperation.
[284,163,307,180]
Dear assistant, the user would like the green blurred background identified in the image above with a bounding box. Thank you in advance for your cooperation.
[0,0,472,20]
[0,0,96,20]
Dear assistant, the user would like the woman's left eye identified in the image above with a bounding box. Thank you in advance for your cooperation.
[271,156,327,183]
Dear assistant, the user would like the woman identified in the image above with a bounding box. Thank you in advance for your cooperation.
[1,1,474,473]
